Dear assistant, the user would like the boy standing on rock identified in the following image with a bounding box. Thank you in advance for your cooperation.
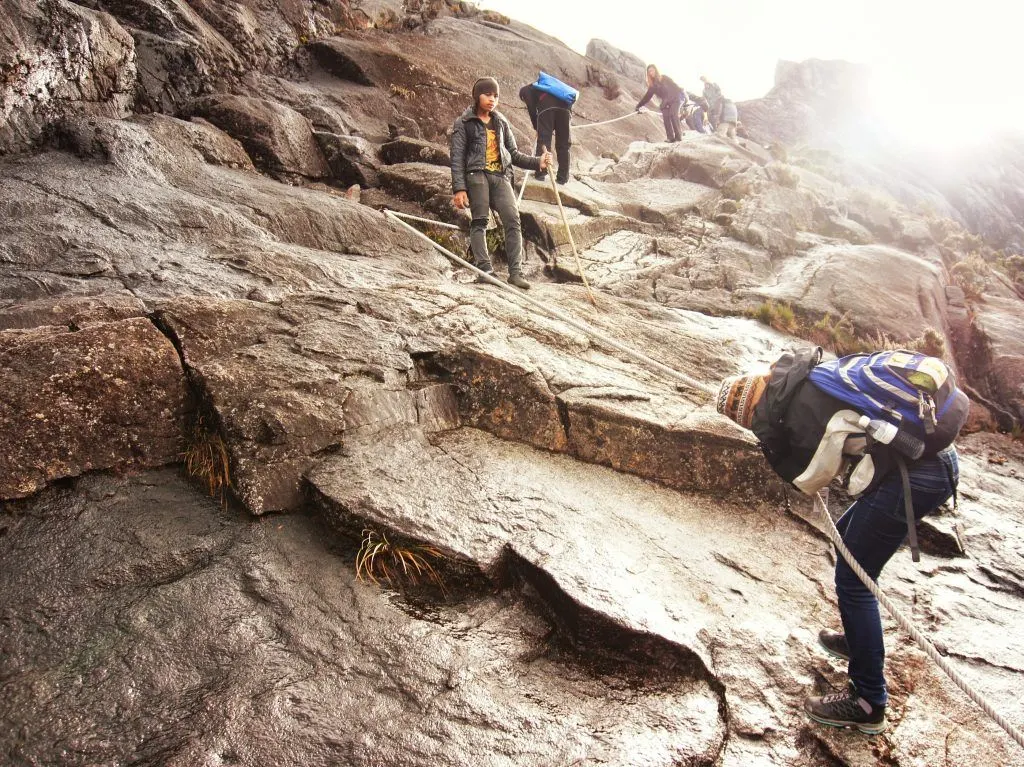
[450,77,552,290]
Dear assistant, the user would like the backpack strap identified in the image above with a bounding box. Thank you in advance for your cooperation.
[895,454,921,562]
[940,451,959,512]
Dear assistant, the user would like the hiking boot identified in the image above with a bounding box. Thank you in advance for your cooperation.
[805,683,886,735]
[508,273,531,289]
[556,174,569,185]
[534,173,547,182]
[818,629,850,661]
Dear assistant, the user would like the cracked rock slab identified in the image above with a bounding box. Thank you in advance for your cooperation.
[0,469,724,767]
[0,318,188,498]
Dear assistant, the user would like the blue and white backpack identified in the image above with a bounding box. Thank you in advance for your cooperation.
[807,350,970,456]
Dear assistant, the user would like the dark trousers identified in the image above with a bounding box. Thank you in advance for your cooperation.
[661,98,682,142]
[834,448,958,707]
[466,170,524,276]
[534,100,571,183]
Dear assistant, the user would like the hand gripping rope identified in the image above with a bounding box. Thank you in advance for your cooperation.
[383,207,1024,753]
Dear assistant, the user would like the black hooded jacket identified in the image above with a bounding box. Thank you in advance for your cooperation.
[751,347,894,490]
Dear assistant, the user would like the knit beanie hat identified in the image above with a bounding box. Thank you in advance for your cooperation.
[472,77,500,100]
[716,373,769,430]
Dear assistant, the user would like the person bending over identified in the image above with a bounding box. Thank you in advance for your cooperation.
[519,82,572,184]
[636,65,684,143]
[717,347,961,735]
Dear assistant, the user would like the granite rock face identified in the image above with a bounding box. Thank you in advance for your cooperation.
[0,316,188,499]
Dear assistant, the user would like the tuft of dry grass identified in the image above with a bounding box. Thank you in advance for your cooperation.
[389,83,415,100]
[355,528,448,593]
[752,299,798,335]
[182,410,232,507]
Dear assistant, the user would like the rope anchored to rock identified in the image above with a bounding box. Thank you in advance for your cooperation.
[383,208,711,395]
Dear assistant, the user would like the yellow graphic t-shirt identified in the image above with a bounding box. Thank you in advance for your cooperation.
[484,123,502,172]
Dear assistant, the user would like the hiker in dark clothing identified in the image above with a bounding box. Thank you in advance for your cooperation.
[636,64,684,142]
[717,99,738,139]
[717,347,959,736]
[519,83,572,184]
[450,76,552,290]
[684,96,711,133]
[700,75,724,129]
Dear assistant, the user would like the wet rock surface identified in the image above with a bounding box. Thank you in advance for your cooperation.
[2,436,1022,766]
[0,470,723,766]
[1,2,1024,765]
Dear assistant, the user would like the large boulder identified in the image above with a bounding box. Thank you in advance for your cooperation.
[582,177,720,224]
[0,317,188,499]
[595,136,758,189]
[740,242,950,340]
[0,0,136,153]
[154,295,459,514]
[188,94,330,179]
[380,135,450,166]
[0,119,443,307]
[0,467,724,767]
[585,38,646,84]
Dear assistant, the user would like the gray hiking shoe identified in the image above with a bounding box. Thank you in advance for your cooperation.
[508,273,531,289]
[805,682,886,735]
[818,629,850,661]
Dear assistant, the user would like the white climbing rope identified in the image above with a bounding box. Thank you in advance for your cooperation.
[387,210,461,230]
[517,170,531,207]
[514,109,647,205]
[383,208,712,395]
[572,107,650,130]
[384,205,1022,752]
[813,491,1024,750]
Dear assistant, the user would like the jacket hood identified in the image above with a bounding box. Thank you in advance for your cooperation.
[461,107,508,124]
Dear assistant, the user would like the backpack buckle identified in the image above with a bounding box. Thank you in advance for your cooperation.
[920,392,937,434]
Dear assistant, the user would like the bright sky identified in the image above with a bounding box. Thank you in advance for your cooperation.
[480,0,1023,148]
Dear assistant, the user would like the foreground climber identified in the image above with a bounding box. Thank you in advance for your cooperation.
[450,77,552,289]
[718,347,964,734]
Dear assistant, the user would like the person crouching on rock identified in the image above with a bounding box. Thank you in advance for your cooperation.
[716,347,959,736]
[636,64,684,143]
[450,76,552,290]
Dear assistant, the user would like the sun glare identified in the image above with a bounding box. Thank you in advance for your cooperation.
[480,0,1023,151]
[865,69,992,151]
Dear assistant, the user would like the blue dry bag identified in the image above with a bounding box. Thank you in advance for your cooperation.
[533,71,579,106]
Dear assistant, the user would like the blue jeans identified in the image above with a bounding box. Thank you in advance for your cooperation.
[834,447,959,707]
